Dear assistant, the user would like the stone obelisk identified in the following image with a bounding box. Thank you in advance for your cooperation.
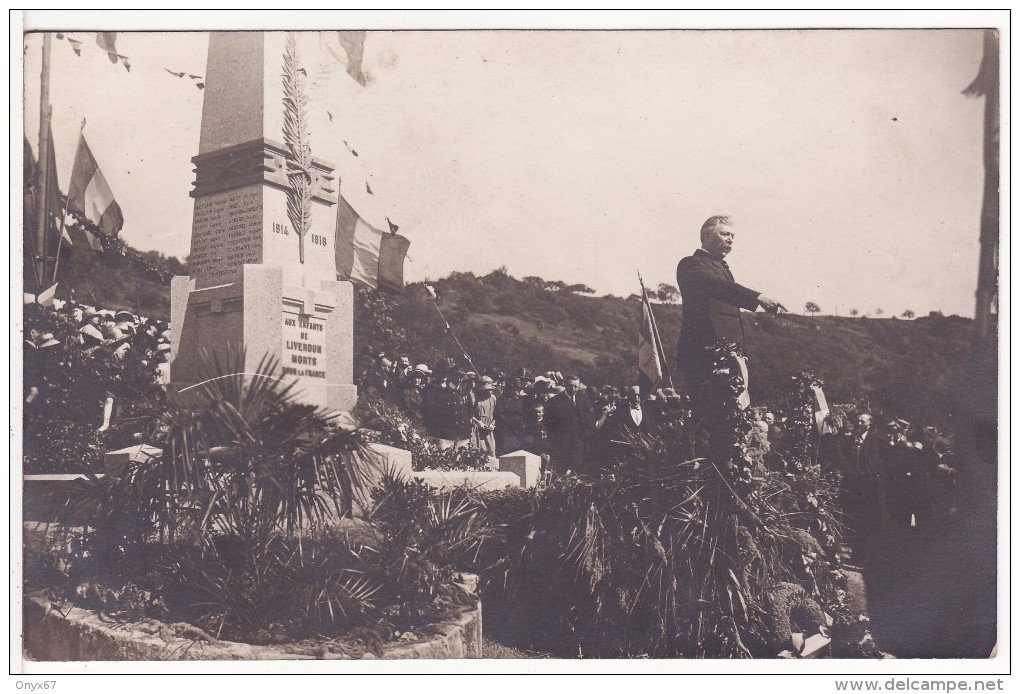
[170,32,357,410]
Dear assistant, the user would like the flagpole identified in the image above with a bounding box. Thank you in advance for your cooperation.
[637,270,674,390]
[425,288,479,374]
[51,207,67,284]
[34,34,53,293]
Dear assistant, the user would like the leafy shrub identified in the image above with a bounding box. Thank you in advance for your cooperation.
[477,364,870,658]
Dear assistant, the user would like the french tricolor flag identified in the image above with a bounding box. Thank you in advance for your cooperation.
[334,194,410,292]
[66,132,123,251]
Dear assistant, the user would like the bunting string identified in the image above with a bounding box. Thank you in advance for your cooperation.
[54,31,204,89]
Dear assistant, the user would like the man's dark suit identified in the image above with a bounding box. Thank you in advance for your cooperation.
[676,248,762,374]
[545,388,596,475]
[676,248,761,464]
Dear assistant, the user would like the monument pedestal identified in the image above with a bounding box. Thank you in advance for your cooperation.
[170,266,357,411]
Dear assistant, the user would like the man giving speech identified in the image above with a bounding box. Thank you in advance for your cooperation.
[676,215,786,467]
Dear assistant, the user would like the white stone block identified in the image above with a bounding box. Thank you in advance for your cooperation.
[366,443,413,482]
[104,444,162,477]
[498,450,542,488]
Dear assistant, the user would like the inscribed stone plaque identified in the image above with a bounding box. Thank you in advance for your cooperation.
[281,302,328,381]
[190,188,263,288]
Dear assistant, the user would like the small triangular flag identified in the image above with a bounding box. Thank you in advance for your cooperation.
[366,181,373,195]
[386,217,400,233]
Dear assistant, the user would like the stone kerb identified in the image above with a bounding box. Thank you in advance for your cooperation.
[23,575,482,661]
[412,470,521,493]
[497,450,542,488]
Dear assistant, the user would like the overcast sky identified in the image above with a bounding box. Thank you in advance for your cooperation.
[22,21,994,317]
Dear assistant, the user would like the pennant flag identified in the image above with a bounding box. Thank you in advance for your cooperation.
[23,283,58,307]
[343,140,359,156]
[425,285,437,300]
[335,194,410,292]
[165,68,185,78]
[366,181,373,195]
[386,217,400,233]
[95,32,119,62]
[811,385,834,434]
[320,30,368,86]
[67,132,123,252]
[68,38,82,56]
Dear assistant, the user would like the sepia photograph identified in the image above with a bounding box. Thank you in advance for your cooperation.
[13,10,1007,682]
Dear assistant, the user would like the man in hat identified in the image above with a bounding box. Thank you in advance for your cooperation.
[675,215,786,467]
[472,376,498,455]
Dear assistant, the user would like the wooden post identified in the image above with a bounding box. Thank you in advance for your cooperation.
[34,33,52,293]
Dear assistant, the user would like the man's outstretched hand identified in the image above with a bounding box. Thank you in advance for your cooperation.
[758,295,788,314]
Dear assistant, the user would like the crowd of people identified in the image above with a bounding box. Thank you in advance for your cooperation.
[357,350,688,476]
[358,348,960,534]
[23,298,171,435]
[822,413,958,538]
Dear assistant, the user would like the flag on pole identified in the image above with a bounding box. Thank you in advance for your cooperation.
[67,131,123,251]
[638,289,665,387]
[637,276,674,396]
[811,385,834,435]
[335,194,410,292]
[319,31,368,86]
